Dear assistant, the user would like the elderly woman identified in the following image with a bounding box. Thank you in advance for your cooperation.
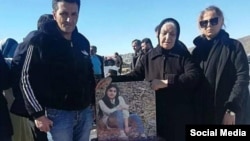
[96,18,202,141]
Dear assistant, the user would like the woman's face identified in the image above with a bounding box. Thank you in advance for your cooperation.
[159,23,177,50]
[107,87,117,99]
[199,10,223,40]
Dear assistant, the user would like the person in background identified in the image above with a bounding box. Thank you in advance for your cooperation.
[0,38,18,67]
[96,18,202,141]
[132,38,154,69]
[104,56,115,66]
[141,38,153,54]
[11,14,54,141]
[1,37,35,141]
[90,45,104,82]
[20,0,95,141]
[114,52,123,75]
[130,39,142,71]
[140,38,153,55]
[192,5,249,125]
[106,69,118,77]
[98,84,146,140]
[0,50,13,141]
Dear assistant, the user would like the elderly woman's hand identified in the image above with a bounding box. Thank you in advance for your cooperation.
[150,79,168,90]
[96,77,112,90]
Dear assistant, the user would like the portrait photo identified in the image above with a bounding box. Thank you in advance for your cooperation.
[95,81,157,141]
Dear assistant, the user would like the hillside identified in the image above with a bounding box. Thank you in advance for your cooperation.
[239,35,250,54]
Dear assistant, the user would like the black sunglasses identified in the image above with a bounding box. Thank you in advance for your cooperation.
[199,17,219,28]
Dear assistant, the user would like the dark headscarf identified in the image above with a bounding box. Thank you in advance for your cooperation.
[98,84,120,117]
[156,18,180,47]
[102,84,120,108]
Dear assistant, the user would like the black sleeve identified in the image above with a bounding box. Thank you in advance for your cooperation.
[0,51,11,90]
[20,44,45,118]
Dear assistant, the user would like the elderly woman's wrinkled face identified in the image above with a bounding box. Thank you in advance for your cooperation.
[159,22,177,50]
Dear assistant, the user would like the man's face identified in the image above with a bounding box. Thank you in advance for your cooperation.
[141,42,147,53]
[90,47,96,55]
[53,2,79,39]
[132,42,141,52]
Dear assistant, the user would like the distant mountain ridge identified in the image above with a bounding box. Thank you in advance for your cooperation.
[238,35,250,54]
[120,35,250,65]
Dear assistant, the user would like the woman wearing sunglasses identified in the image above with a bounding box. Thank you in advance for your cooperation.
[192,5,250,125]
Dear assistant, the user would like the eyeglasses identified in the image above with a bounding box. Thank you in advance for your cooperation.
[199,17,219,28]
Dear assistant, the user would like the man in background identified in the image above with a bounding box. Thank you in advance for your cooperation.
[114,52,123,75]
[90,45,104,82]
[141,38,153,55]
[130,39,141,71]
[133,38,153,69]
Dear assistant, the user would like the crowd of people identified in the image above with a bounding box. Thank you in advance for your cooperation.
[0,1,249,141]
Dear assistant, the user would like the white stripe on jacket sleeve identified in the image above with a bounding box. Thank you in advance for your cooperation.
[21,45,43,112]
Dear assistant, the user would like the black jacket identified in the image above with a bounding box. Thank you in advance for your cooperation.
[130,51,142,70]
[0,51,13,137]
[192,30,250,124]
[10,30,41,117]
[20,21,95,118]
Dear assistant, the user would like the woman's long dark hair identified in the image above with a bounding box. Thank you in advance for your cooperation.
[99,84,120,117]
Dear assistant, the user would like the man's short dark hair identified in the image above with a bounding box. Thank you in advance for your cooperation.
[90,45,97,50]
[52,0,81,11]
[141,38,153,46]
[132,39,141,45]
[90,45,97,53]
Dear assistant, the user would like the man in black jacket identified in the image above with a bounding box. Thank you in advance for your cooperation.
[20,0,95,141]
[114,52,123,75]
[130,39,142,71]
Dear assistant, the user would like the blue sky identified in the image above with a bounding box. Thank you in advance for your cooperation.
[0,0,249,56]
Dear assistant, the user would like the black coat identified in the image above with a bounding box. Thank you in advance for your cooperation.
[0,51,13,137]
[130,51,142,70]
[111,44,202,140]
[10,30,40,117]
[20,21,95,118]
[192,30,250,124]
